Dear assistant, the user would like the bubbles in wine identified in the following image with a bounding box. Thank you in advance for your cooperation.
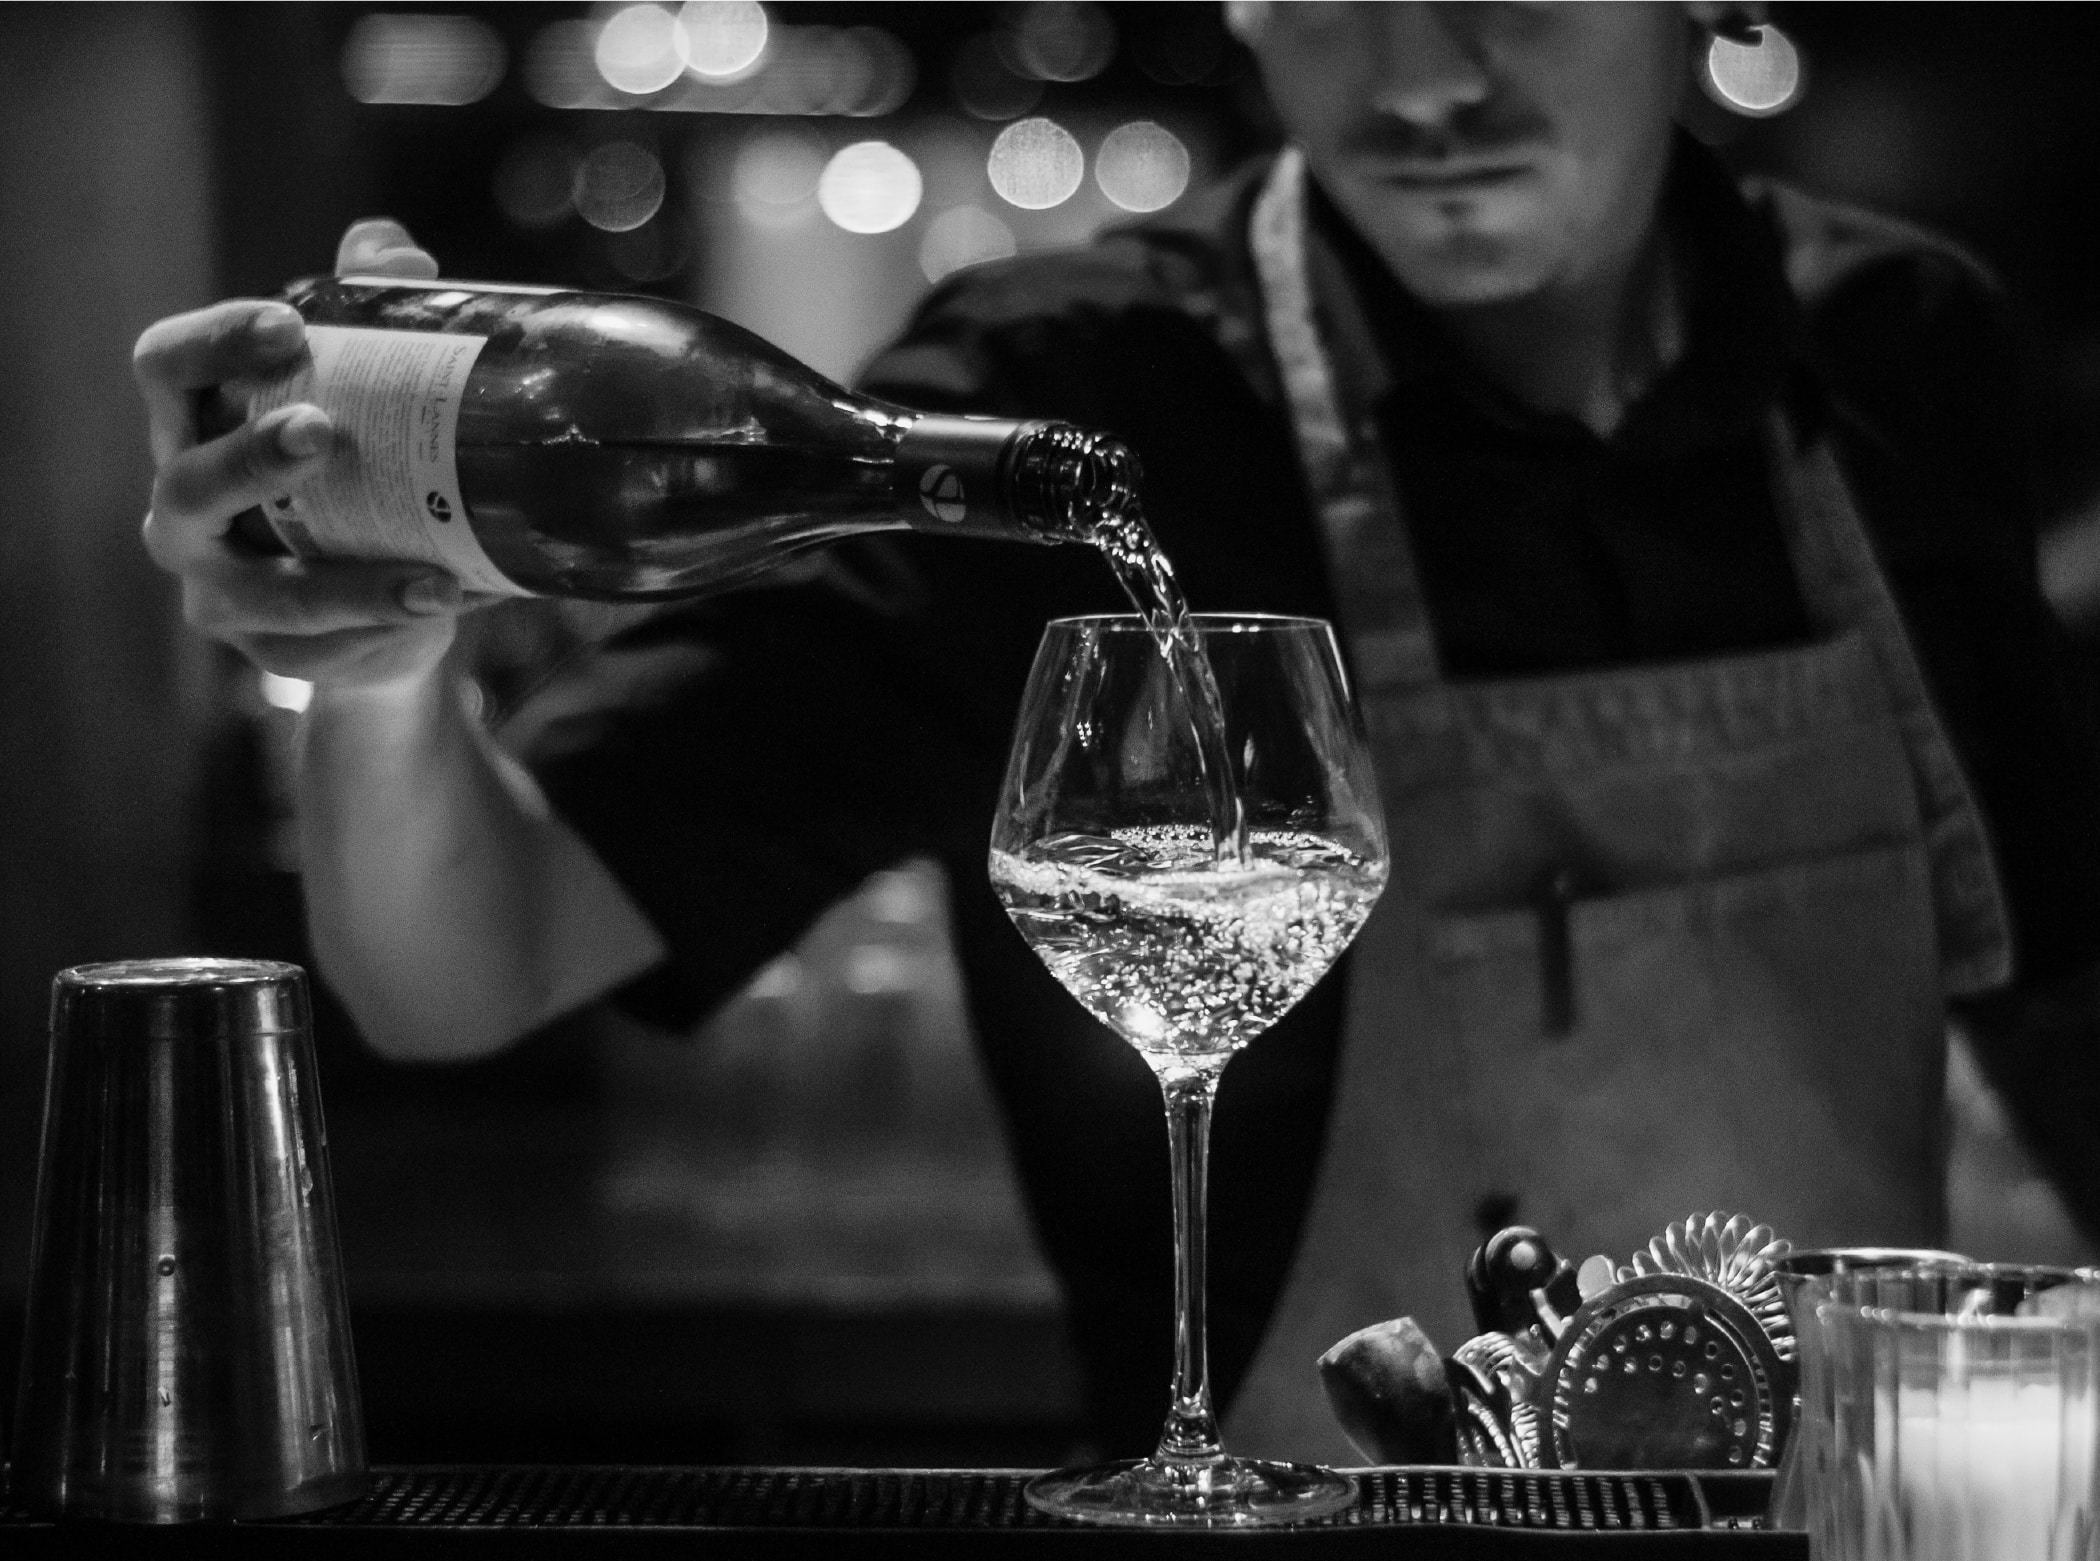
[990,825,1385,1069]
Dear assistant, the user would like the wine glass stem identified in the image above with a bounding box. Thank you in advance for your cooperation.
[1157,1069,1226,1465]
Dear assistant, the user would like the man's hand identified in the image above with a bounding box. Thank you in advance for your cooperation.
[134,219,467,693]
[132,222,666,1063]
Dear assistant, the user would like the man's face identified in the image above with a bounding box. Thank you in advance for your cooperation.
[1243,3,1692,306]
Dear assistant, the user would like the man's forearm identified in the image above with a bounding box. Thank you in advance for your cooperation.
[295,667,665,1061]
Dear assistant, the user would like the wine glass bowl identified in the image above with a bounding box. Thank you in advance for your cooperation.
[990,614,1387,1526]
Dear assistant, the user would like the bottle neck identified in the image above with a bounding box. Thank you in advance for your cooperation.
[893,415,1139,545]
[1009,423,1143,541]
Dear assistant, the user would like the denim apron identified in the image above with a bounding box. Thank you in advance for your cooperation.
[1223,150,2016,1463]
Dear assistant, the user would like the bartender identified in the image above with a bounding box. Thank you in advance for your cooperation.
[135,3,2100,1461]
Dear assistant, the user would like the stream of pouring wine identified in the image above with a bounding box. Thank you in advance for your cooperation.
[1088,500,1251,868]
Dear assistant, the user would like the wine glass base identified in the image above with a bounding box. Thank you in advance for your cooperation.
[1024,1456,1356,1528]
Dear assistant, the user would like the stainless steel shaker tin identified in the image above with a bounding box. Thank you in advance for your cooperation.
[49,955,312,1041]
[9,957,367,1522]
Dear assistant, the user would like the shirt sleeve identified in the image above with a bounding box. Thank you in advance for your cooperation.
[508,560,990,1031]
[507,259,1157,1032]
[1804,225,2100,1241]
[1809,241,2100,991]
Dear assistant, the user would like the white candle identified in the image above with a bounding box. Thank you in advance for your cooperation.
[1868,1378,2096,1561]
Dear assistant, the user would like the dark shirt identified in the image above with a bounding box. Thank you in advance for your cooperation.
[1312,148,1814,677]
[519,142,2100,1453]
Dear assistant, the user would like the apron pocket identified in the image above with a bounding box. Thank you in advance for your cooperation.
[1419,838,1947,1262]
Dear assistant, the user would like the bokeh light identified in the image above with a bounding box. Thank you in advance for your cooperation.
[754,25,857,115]
[575,141,667,232]
[817,141,923,234]
[342,13,506,106]
[596,4,686,96]
[734,126,828,222]
[494,136,582,228]
[524,19,600,108]
[844,27,917,117]
[919,205,1018,284]
[260,671,314,714]
[987,118,1084,211]
[1705,24,1804,117]
[950,33,1043,121]
[530,12,914,118]
[604,220,691,283]
[1011,2,1117,83]
[1094,121,1190,213]
[678,0,769,80]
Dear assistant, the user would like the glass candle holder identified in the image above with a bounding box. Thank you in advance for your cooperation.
[1805,1263,2100,1561]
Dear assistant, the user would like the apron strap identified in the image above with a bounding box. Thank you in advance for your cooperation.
[1247,148,2015,998]
[1249,148,1441,694]
[1769,421,2015,995]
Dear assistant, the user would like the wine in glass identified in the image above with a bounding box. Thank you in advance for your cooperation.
[990,613,1388,1526]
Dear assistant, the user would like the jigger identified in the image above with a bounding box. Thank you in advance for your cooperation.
[9,958,366,1521]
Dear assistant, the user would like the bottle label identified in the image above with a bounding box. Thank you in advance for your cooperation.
[246,325,529,596]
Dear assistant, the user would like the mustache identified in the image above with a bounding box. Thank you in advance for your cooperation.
[1339,101,1552,164]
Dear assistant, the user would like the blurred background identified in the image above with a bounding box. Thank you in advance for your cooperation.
[3,1,2099,1468]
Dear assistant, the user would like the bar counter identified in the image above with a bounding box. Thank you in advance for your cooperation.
[2,1465,1802,1556]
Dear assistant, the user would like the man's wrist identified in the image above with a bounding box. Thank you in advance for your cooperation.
[305,655,460,720]
[300,661,476,782]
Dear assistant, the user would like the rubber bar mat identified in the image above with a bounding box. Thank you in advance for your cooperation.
[189,1464,1763,1530]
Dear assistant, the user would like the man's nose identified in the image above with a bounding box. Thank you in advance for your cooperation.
[1370,2,1493,127]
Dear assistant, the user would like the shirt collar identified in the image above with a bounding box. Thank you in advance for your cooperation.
[1307,132,1802,458]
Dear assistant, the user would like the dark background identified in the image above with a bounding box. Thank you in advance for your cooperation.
[3,3,2100,1468]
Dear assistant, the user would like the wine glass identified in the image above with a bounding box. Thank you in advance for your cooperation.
[989,613,1388,1527]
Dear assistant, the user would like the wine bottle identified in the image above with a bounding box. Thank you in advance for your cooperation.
[240,275,1141,600]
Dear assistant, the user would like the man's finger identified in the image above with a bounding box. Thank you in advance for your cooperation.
[233,621,456,688]
[336,217,440,279]
[134,300,306,465]
[133,299,305,395]
[146,406,333,562]
[185,556,465,641]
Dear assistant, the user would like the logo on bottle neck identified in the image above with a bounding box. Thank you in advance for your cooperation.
[918,465,967,525]
[425,491,454,524]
